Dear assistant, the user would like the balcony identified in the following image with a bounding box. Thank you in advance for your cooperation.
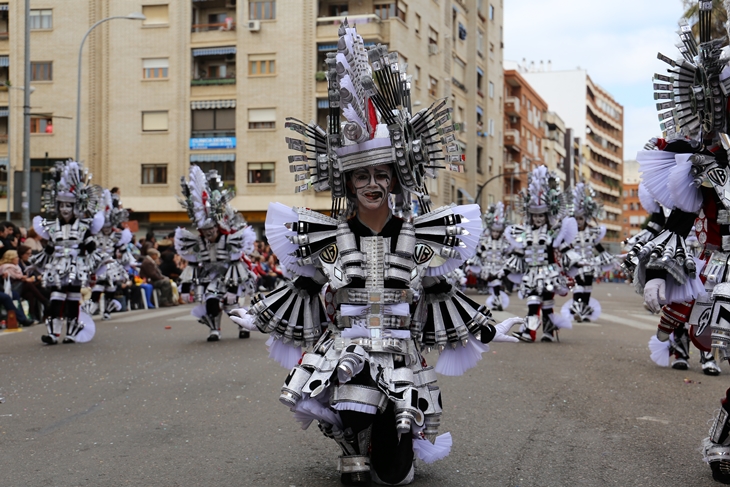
[191,77,235,86]
[191,1,236,45]
[317,14,387,43]
[504,129,520,150]
[505,96,520,117]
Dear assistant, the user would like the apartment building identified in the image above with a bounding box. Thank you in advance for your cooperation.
[0,0,504,235]
[502,68,547,221]
[517,66,624,248]
[622,159,645,240]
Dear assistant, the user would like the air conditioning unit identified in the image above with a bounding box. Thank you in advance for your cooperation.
[247,20,261,32]
[428,44,439,55]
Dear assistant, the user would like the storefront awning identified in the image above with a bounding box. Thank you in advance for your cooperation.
[191,99,236,110]
[190,153,236,163]
[192,46,236,57]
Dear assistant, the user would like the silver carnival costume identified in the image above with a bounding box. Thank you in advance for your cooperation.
[229,21,522,486]
[87,189,133,320]
[620,4,730,482]
[175,166,257,341]
[504,165,577,343]
[472,202,510,310]
[560,182,615,323]
[31,160,103,344]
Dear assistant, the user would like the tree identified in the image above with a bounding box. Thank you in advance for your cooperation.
[682,0,728,44]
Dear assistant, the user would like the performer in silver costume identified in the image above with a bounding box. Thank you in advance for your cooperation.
[175,166,257,341]
[474,202,510,310]
[30,160,103,345]
[230,21,522,485]
[504,165,577,343]
[560,182,615,323]
[620,4,730,481]
[87,189,133,320]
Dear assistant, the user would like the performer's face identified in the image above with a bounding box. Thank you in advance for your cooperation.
[491,228,502,240]
[201,226,219,243]
[59,202,74,222]
[349,165,394,212]
[531,213,546,227]
[102,225,112,236]
[576,215,586,231]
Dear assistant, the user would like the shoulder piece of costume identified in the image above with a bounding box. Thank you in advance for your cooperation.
[174,227,201,263]
[225,226,257,260]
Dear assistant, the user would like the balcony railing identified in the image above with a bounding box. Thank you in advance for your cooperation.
[505,96,520,117]
[191,22,236,33]
[191,77,236,86]
[191,130,235,138]
[0,32,8,40]
[504,128,520,149]
[0,134,7,143]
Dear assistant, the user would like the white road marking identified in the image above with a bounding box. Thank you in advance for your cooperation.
[110,307,192,323]
[636,416,670,425]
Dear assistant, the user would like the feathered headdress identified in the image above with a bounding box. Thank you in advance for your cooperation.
[40,160,102,218]
[520,165,566,224]
[483,201,507,231]
[653,2,730,140]
[284,19,463,219]
[100,188,129,228]
[178,165,245,233]
[572,181,603,221]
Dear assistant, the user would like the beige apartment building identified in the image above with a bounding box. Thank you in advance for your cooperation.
[0,0,504,235]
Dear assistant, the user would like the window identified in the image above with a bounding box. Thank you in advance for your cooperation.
[457,23,466,41]
[249,55,276,76]
[414,65,421,89]
[488,118,494,136]
[489,4,495,20]
[329,4,349,16]
[142,5,169,25]
[141,164,167,184]
[192,161,235,183]
[488,81,494,98]
[428,26,438,46]
[248,108,275,129]
[248,162,275,183]
[428,76,438,97]
[477,69,483,93]
[30,9,52,30]
[477,29,484,55]
[142,111,169,132]
[250,1,276,20]
[143,58,168,79]
[192,108,236,137]
[374,2,406,21]
[415,13,421,35]
[476,146,483,174]
[488,156,494,173]
[30,116,52,134]
[31,62,52,81]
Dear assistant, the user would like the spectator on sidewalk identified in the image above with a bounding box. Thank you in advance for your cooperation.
[139,248,174,307]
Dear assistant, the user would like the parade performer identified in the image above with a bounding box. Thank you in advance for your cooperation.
[560,182,614,323]
[87,189,133,320]
[618,4,730,481]
[503,166,576,343]
[478,202,510,310]
[30,160,103,344]
[229,21,522,485]
[175,166,256,342]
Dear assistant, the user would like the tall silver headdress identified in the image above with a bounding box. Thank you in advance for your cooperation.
[40,160,102,218]
[100,188,129,228]
[571,181,603,221]
[520,165,567,224]
[653,1,730,140]
[483,201,507,231]
[178,165,245,233]
[284,19,463,219]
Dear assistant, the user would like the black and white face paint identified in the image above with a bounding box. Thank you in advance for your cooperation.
[59,201,74,223]
[201,226,219,243]
[576,215,586,231]
[349,165,393,212]
[531,213,547,228]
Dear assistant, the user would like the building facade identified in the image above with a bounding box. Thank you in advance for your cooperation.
[516,66,624,247]
[0,0,505,235]
[621,159,645,241]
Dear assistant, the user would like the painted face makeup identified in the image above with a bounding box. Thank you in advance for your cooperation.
[201,226,219,243]
[350,165,393,212]
[59,201,74,222]
[576,215,586,231]
[491,229,502,240]
[531,213,547,228]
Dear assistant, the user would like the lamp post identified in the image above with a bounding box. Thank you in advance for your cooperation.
[75,12,145,163]
[5,82,33,221]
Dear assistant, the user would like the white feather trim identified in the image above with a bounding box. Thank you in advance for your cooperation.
[265,202,316,278]
[595,225,607,244]
[637,150,677,209]
[191,304,206,319]
[648,335,671,367]
[668,154,702,213]
[412,433,453,464]
[333,401,378,415]
[434,333,489,376]
[424,204,483,277]
[90,211,105,234]
[240,226,256,255]
[75,311,96,343]
[587,298,601,321]
[118,228,133,246]
[638,183,660,214]
[549,311,572,330]
[292,396,343,431]
[33,215,49,240]
[553,217,578,248]
[665,257,706,303]
[265,336,303,369]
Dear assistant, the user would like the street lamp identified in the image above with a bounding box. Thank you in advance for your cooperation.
[75,12,145,163]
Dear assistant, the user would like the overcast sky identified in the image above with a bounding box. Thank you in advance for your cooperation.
[504,0,687,161]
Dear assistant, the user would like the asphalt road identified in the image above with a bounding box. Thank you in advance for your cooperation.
[0,283,726,486]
